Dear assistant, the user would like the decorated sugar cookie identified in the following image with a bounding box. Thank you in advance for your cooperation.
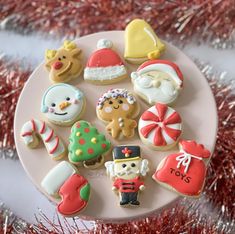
[152,140,211,197]
[41,161,90,217]
[124,19,165,64]
[105,146,149,207]
[131,60,183,105]
[96,89,139,139]
[84,39,128,84]
[41,83,85,126]
[45,40,83,83]
[21,119,66,160]
[138,103,182,150]
[68,121,111,169]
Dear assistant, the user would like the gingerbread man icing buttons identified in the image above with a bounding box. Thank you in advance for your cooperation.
[138,103,182,150]
[41,161,90,217]
[84,39,128,85]
[131,60,184,105]
[152,140,211,197]
[96,89,140,139]
[41,83,86,126]
[68,121,111,169]
[105,146,149,207]
[124,19,165,64]
[20,119,67,160]
[45,40,83,83]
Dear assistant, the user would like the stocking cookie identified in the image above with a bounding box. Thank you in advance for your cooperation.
[84,39,128,84]
[21,119,66,160]
[41,161,90,217]
[96,89,139,139]
[41,83,85,126]
[152,140,211,197]
[131,60,183,105]
[124,19,165,64]
[68,121,111,169]
[45,40,83,83]
[105,146,149,207]
[139,103,182,150]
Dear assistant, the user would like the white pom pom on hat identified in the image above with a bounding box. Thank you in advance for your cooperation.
[97,39,113,49]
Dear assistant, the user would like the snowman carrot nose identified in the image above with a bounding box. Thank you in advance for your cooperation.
[59,101,71,110]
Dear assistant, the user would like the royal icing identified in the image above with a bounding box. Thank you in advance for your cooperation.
[153,140,211,196]
[139,103,182,150]
[97,89,139,139]
[45,40,83,83]
[41,83,85,126]
[21,119,66,160]
[68,121,111,168]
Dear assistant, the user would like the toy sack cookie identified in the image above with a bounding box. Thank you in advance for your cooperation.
[41,83,85,126]
[96,89,139,139]
[68,121,111,169]
[84,39,128,84]
[41,161,90,217]
[124,19,165,64]
[45,40,83,83]
[138,103,182,150]
[105,146,149,207]
[152,140,211,197]
[21,119,66,160]
[131,60,183,105]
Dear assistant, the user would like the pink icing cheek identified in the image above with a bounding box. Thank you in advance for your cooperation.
[104,106,112,113]
[122,103,129,111]
[48,107,55,113]
[72,99,79,104]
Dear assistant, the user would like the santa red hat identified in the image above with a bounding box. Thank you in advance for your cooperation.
[131,60,184,87]
[84,39,127,80]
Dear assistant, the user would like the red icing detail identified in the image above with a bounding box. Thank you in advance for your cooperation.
[155,103,167,121]
[49,136,59,154]
[31,119,36,131]
[40,121,46,134]
[45,129,54,142]
[122,147,132,155]
[163,126,181,141]
[79,138,85,145]
[87,148,94,154]
[141,111,159,122]
[164,111,181,125]
[101,143,107,149]
[76,122,80,128]
[58,174,88,216]
[113,177,144,193]
[84,128,90,133]
[53,61,63,70]
[140,123,158,138]
[21,131,33,137]
[154,126,166,146]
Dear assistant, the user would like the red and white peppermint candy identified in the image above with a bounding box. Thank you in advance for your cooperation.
[138,103,182,149]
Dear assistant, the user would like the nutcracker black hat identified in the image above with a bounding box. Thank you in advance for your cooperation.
[113,145,141,162]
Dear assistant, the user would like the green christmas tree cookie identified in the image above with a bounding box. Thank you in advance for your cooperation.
[68,121,111,169]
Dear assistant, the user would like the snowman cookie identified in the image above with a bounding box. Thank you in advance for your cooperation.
[41,83,85,126]
[124,19,165,64]
[96,89,140,139]
[84,39,128,85]
[138,103,182,150]
[45,40,83,83]
[152,140,211,197]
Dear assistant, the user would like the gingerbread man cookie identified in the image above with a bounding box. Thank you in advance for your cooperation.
[96,89,140,139]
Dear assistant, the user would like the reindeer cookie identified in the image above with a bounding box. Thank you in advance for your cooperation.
[45,41,83,83]
[96,89,140,139]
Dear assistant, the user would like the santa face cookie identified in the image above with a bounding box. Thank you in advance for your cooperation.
[41,161,90,217]
[131,60,183,105]
[105,146,149,207]
[124,19,165,64]
[138,103,182,150]
[152,140,211,197]
[45,40,83,83]
[84,39,128,84]
[68,121,111,169]
[96,89,139,139]
[41,83,85,126]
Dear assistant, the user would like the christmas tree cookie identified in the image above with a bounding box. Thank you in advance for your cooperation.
[68,121,111,169]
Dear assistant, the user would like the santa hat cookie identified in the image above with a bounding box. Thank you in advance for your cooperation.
[84,39,128,84]
[131,60,184,105]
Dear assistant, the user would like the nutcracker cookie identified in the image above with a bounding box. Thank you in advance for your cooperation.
[131,60,184,105]
[105,146,149,207]
[20,119,67,160]
[152,140,211,197]
[96,89,139,139]
[41,83,85,126]
[124,19,165,64]
[139,103,182,150]
[45,40,83,83]
[84,39,128,84]
[68,121,111,169]
[41,161,90,217]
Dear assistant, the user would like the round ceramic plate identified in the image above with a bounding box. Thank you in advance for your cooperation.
[14,31,217,222]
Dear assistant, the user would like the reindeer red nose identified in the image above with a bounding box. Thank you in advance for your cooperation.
[53,61,63,70]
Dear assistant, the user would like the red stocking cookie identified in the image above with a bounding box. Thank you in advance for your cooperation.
[152,140,211,197]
